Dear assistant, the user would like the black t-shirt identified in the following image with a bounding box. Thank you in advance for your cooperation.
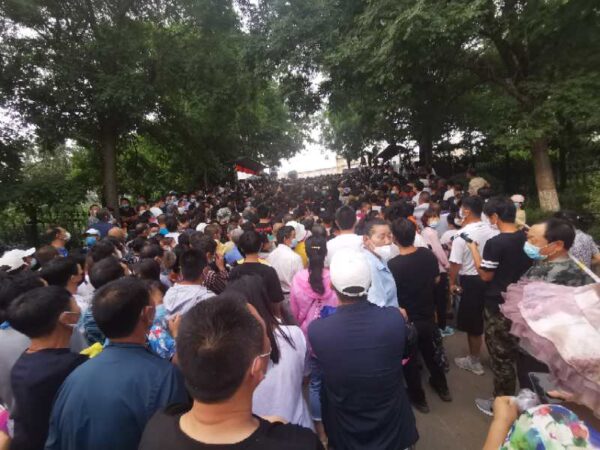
[139,405,323,450]
[229,262,284,304]
[11,348,88,450]
[480,230,532,312]
[388,248,440,321]
[255,221,273,237]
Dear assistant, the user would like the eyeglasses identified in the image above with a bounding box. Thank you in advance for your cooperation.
[257,347,272,359]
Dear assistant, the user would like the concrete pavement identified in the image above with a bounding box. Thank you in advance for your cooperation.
[413,331,493,450]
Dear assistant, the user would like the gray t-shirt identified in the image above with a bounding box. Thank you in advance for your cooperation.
[0,328,30,414]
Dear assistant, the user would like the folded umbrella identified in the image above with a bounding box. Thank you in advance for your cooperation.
[501,280,600,413]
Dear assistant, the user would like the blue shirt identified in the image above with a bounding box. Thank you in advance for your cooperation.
[224,245,243,266]
[45,343,188,450]
[363,250,399,308]
[308,301,418,450]
[90,221,114,238]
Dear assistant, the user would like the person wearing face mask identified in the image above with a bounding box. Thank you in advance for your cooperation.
[420,207,452,336]
[84,228,100,250]
[448,196,499,376]
[522,218,595,287]
[510,194,527,230]
[286,221,310,268]
[46,278,188,450]
[462,196,532,416]
[514,218,595,396]
[267,226,304,302]
[40,256,87,310]
[46,226,71,257]
[139,294,323,450]
[361,219,398,308]
[8,286,87,450]
[192,235,229,295]
[87,204,100,227]
[119,197,138,231]
[389,218,452,412]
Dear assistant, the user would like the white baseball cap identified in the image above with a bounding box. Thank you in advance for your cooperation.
[0,248,34,272]
[285,221,308,242]
[511,194,525,203]
[85,228,101,236]
[330,250,371,297]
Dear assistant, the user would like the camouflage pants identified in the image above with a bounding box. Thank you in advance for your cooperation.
[484,308,518,397]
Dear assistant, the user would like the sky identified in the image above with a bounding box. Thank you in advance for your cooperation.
[277,126,338,175]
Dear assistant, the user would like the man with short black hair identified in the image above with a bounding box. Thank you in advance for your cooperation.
[464,196,532,415]
[46,278,188,450]
[82,255,127,345]
[230,231,284,309]
[163,249,215,318]
[139,294,323,450]
[40,256,85,308]
[268,225,304,297]
[522,218,594,286]
[0,273,46,433]
[9,286,86,450]
[90,208,114,238]
[389,218,451,413]
[413,191,431,221]
[449,196,499,376]
[325,206,362,266]
[309,250,418,449]
[45,227,70,257]
[255,204,273,237]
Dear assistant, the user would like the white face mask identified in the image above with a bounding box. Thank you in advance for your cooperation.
[483,215,498,230]
[177,207,185,215]
[374,244,393,262]
[64,231,71,242]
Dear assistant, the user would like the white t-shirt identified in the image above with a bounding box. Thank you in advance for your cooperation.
[443,189,455,201]
[325,233,363,267]
[150,206,163,217]
[449,221,499,275]
[165,231,181,244]
[389,233,429,258]
[267,244,304,293]
[252,325,313,430]
[440,229,459,248]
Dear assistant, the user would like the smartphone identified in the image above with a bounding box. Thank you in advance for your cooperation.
[528,372,563,404]
[459,232,473,243]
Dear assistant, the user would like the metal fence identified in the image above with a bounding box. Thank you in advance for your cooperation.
[0,207,89,250]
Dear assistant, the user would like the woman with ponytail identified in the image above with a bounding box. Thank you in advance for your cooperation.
[290,235,338,446]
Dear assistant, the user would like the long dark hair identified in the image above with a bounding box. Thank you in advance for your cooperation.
[225,275,294,364]
[306,236,327,295]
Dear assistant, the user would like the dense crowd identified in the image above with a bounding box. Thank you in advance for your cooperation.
[0,164,599,450]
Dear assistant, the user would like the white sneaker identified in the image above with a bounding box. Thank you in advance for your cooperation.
[475,397,494,416]
[454,355,485,376]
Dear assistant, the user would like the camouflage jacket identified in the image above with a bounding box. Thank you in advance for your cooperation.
[523,258,595,287]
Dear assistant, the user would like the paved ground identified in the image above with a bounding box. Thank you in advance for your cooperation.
[413,331,493,450]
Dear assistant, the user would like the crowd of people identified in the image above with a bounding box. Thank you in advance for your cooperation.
[0,163,599,450]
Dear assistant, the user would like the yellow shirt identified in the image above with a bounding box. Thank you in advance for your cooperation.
[294,241,308,268]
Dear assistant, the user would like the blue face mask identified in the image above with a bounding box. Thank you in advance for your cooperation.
[85,236,97,247]
[523,241,547,261]
[291,238,299,249]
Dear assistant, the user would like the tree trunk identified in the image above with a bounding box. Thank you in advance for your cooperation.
[100,122,119,214]
[531,138,560,212]
[558,145,567,191]
[419,128,433,167]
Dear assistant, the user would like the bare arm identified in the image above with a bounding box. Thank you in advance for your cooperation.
[466,242,495,282]
[483,397,519,450]
[448,262,461,292]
